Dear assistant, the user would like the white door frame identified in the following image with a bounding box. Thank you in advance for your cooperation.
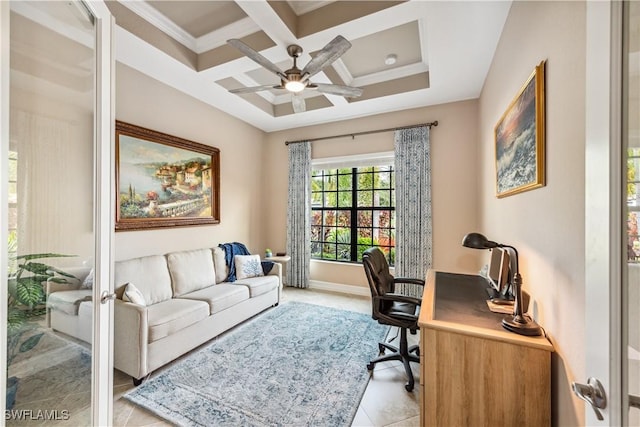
[83,1,115,425]
[0,1,115,424]
[585,0,624,424]
[0,0,10,415]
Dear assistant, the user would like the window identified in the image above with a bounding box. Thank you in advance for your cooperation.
[311,158,395,266]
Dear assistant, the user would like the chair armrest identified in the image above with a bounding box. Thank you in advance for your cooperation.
[393,277,425,287]
[114,299,149,379]
[376,293,422,306]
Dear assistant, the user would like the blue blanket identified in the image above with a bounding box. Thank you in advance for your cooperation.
[219,242,274,282]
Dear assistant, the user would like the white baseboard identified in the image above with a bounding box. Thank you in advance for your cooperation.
[308,280,371,297]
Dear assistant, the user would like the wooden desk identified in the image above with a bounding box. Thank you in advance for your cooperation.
[418,270,554,427]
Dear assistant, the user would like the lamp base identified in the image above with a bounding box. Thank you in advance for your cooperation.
[502,314,543,336]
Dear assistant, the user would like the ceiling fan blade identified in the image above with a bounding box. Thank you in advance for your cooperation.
[227,39,287,80]
[229,85,284,94]
[314,83,363,98]
[301,36,352,80]
[292,93,306,113]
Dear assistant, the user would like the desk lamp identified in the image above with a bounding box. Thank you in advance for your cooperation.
[462,232,542,336]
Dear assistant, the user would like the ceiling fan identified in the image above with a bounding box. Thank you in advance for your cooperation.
[227,36,363,114]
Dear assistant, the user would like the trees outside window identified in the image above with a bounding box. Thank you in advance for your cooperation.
[311,165,395,265]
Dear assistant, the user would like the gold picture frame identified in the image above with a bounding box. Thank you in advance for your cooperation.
[494,60,546,198]
[115,121,220,231]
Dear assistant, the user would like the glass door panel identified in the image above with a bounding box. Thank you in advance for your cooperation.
[626,2,640,425]
[6,1,96,424]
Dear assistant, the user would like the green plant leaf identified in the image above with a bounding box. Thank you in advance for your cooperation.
[7,309,25,333]
[19,332,44,353]
[16,278,45,306]
[47,277,71,284]
[20,262,55,276]
[47,266,77,279]
[16,253,76,262]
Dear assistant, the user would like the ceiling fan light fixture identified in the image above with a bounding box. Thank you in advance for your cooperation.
[285,80,305,93]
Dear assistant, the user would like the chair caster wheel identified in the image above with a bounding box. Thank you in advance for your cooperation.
[378,343,386,354]
[367,363,375,371]
[405,383,414,392]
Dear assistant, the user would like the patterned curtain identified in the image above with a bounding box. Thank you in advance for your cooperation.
[286,141,311,288]
[394,126,432,298]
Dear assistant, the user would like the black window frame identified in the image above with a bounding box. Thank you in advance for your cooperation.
[311,165,395,266]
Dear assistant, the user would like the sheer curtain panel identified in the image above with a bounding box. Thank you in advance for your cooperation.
[394,126,432,298]
[286,141,311,288]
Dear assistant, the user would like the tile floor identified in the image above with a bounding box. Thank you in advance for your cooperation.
[114,287,421,426]
[11,287,421,426]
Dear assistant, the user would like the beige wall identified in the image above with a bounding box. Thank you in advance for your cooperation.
[478,1,586,425]
[263,99,481,289]
[114,64,267,261]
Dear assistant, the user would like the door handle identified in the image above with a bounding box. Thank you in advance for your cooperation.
[571,378,607,421]
[630,394,640,410]
[100,290,116,304]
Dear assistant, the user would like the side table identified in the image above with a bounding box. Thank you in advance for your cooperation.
[263,255,291,285]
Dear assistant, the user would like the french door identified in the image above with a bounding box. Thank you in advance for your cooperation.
[584,1,639,425]
[0,1,114,424]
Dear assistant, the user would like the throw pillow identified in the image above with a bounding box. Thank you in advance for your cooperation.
[81,269,94,289]
[234,255,264,280]
[122,282,146,306]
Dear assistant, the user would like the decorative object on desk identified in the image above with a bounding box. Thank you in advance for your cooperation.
[462,232,542,336]
[276,252,287,257]
[495,60,546,198]
[265,248,272,258]
[115,121,220,231]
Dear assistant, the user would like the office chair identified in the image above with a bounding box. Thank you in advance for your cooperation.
[362,247,424,392]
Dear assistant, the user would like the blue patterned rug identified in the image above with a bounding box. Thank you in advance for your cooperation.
[124,301,388,426]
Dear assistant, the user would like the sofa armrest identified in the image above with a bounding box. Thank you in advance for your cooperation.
[267,262,283,289]
[46,266,91,295]
[114,299,149,380]
[46,280,81,295]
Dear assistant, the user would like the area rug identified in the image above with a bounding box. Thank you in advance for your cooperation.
[124,301,388,426]
[8,327,91,411]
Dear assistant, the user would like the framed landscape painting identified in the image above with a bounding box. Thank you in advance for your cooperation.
[115,121,220,231]
[494,60,546,198]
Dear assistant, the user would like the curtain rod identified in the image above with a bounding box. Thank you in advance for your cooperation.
[284,120,438,145]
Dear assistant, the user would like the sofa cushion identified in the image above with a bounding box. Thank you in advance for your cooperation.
[167,249,216,297]
[178,284,249,315]
[235,275,279,297]
[234,255,264,280]
[47,289,93,315]
[213,247,228,284]
[81,269,94,289]
[115,255,173,305]
[147,298,209,343]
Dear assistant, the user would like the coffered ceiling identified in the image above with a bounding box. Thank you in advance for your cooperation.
[15,1,513,132]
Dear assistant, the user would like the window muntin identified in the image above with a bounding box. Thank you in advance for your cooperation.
[311,165,395,265]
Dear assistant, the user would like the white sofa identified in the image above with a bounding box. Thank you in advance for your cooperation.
[47,247,282,385]
[46,266,93,344]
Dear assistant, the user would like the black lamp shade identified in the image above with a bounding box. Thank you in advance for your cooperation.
[462,232,498,249]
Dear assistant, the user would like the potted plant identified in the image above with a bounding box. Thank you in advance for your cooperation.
[265,248,272,258]
[6,247,77,409]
